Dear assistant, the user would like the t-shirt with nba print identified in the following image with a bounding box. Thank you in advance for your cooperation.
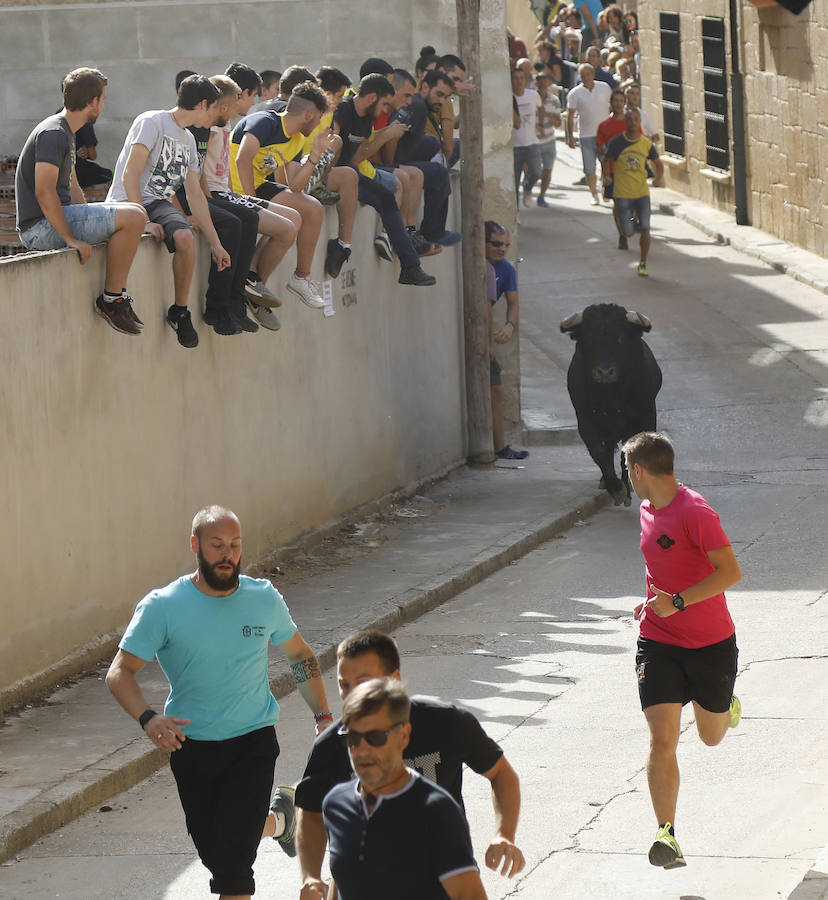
[638,484,735,649]
[107,110,199,204]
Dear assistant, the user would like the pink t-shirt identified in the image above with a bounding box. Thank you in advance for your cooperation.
[638,485,735,648]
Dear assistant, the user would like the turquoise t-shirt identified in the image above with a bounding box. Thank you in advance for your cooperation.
[120,574,297,740]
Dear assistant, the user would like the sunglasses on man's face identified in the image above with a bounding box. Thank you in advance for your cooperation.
[487,240,510,248]
[337,722,404,748]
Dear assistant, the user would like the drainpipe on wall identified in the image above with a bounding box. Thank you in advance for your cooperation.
[729,0,751,225]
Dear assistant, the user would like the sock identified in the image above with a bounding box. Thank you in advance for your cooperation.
[271,811,286,838]
[338,239,351,249]
[103,290,121,304]
[406,225,416,233]
[248,270,259,282]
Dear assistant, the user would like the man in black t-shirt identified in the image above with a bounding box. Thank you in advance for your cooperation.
[385,69,459,247]
[261,629,525,899]
[333,74,436,287]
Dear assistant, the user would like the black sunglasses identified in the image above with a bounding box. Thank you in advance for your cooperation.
[487,240,510,248]
[337,723,404,748]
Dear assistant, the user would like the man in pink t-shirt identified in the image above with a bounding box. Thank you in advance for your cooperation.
[622,431,742,871]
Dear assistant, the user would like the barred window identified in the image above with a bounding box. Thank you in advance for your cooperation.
[701,17,730,171]
[659,13,685,157]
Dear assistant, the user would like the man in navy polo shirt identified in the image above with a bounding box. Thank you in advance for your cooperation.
[106,505,333,899]
[323,678,487,900]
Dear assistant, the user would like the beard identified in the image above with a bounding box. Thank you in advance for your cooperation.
[197,547,241,592]
[364,100,379,120]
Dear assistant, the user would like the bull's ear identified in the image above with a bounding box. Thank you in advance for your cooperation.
[560,312,583,334]
[626,310,652,332]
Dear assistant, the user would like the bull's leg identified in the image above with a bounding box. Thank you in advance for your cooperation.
[578,424,624,504]
[620,451,632,507]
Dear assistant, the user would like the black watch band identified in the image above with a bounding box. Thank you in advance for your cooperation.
[138,708,158,729]
[671,592,686,611]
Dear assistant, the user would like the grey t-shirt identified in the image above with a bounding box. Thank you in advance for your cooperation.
[107,110,198,204]
[15,114,75,232]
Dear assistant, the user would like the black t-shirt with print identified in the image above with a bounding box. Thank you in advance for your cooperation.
[295,696,503,813]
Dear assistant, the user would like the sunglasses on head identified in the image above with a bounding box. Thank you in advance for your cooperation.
[337,722,404,748]
[487,240,509,248]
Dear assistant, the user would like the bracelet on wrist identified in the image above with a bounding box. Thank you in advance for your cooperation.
[314,711,334,722]
[138,708,158,729]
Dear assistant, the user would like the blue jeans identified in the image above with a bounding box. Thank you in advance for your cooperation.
[615,195,652,235]
[19,202,118,250]
[513,144,542,199]
[579,136,598,175]
[356,173,419,270]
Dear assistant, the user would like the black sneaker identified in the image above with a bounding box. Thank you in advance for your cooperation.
[166,305,199,348]
[618,235,629,250]
[122,294,144,328]
[233,308,260,333]
[325,238,351,278]
[203,308,242,335]
[398,266,436,287]
[496,445,529,460]
[94,294,141,335]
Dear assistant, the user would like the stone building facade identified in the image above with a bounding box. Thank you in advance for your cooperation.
[636,2,825,258]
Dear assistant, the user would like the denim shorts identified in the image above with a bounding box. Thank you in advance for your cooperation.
[615,195,651,235]
[539,140,557,170]
[373,167,399,193]
[579,136,598,175]
[19,202,118,250]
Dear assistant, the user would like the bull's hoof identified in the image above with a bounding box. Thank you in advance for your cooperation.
[623,494,632,507]
[599,477,607,489]
[611,490,625,506]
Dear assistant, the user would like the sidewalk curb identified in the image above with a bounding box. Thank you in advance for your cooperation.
[0,487,610,864]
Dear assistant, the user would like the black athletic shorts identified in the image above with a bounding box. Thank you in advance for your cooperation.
[635,634,738,713]
[256,180,288,201]
[170,725,279,896]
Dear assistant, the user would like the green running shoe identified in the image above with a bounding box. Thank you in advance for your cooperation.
[637,261,649,277]
[729,694,741,728]
[649,823,686,868]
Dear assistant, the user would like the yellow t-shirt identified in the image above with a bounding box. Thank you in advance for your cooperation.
[607,133,655,199]
[229,110,304,193]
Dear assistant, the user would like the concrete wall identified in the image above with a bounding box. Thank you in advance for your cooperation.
[637,2,826,258]
[0,202,465,709]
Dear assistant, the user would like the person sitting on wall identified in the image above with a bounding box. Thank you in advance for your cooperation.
[16,67,147,336]
[106,74,231,348]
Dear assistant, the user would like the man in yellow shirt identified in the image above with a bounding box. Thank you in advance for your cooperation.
[601,107,664,277]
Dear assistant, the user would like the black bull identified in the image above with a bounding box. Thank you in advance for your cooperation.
[560,303,663,506]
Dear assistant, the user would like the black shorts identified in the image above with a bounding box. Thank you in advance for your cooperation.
[170,726,279,896]
[256,180,288,201]
[636,634,738,713]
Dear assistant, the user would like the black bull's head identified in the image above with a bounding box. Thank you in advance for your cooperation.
[560,303,662,505]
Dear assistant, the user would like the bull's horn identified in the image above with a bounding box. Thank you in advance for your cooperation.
[560,312,583,332]
[626,310,652,328]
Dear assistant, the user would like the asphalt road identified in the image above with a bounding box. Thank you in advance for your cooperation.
[3,158,828,900]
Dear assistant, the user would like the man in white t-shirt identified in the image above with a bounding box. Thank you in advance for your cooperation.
[565,63,612,205]
[511,67,542,208]
[108,75,231,348]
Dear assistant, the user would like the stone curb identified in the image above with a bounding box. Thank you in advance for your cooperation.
[0,487,610,864]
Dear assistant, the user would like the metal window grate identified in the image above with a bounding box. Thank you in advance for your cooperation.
[701,17,730,171]
[659,12,685,157]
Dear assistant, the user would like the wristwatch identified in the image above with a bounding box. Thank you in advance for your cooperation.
[671,592,686,611]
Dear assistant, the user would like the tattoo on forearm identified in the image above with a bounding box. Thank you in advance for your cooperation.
[291,655,321,685]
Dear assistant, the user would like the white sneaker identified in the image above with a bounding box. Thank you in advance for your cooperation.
[373,232,394,262]
[286,272,324,309]
[590,194,600,206]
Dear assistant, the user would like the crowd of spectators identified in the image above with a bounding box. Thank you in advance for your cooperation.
[12,50,472,347]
